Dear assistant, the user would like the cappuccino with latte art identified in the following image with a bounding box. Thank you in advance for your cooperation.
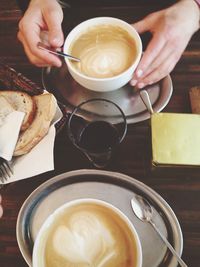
[63,17,142,91]
[33,199,142,267]
[69,25,137,79]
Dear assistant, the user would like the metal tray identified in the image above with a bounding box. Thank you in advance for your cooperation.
[16,169,182,267]
[42,63,173,124]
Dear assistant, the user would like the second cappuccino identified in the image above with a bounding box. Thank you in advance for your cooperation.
[33,199,142,267]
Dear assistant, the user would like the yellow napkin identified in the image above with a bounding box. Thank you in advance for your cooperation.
[151,113,200,166]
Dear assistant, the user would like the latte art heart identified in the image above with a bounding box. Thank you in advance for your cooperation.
[44,203,138,267]
[69,25,137,78]
[53,212,116,266]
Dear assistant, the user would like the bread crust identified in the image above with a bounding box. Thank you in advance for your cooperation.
[14,93,57,156]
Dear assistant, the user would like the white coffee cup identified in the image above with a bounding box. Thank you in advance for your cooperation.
[63,17,142,92]
[32,198,142,267]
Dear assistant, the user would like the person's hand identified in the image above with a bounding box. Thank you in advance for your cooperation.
[131,0,200,89]
[18,0,64,67]
[0,195,3,218]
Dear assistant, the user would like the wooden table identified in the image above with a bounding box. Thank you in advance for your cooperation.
[0,1,200,266]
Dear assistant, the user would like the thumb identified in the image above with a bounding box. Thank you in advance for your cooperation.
[132,13,156,34]
[43,2,64,47]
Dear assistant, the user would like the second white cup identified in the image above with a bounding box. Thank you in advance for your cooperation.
[32,198,142,267]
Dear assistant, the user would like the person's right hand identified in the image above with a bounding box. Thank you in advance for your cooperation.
[0,195,3,218]
[130,0,200,88]
[18,0,64,67]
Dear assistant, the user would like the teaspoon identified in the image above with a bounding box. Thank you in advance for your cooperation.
[139,89,154,115]
[131,195,188,267]
[37,42,80,62]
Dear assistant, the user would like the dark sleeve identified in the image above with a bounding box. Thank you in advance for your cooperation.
[15,0,30,13]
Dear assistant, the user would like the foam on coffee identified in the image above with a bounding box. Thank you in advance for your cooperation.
[69,25,137,78]
[44,203,138,267]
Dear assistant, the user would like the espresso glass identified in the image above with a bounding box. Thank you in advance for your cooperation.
[67,98,127,168]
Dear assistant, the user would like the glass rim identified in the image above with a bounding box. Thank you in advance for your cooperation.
[67,98,127,150]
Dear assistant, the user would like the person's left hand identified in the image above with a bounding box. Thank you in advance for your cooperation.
[131,0,200,89]
[0,195,3,218]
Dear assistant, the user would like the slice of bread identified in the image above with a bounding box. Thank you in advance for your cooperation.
[14,93,57,156]
[0,90,36,131]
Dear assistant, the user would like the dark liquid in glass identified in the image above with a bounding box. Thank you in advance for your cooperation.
[79,121,120,153]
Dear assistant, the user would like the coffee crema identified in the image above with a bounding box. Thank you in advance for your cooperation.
[44,203,138,267]
[68,25,137,78]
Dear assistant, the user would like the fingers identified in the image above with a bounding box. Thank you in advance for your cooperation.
[18,25,62,67]
[130,18,188,88]
[0,206,2,218]
[43,4,64,47]
[18,24,61,67]
[135,48,182,88]
[132,12,157,34]
[17,0,63,67]
[134,33,166,80]
[131,12,166,85]
[137,56,176,88]
[130,1,198,89]
[132,19,150,34]
[132,34,189,88]
[130,34,166,86]
[0,195,3,218]
[138,40,175,79]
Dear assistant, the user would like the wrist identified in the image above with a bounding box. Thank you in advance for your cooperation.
[193,0,200,8]
[192,0,200,30]
[178,0,200,31]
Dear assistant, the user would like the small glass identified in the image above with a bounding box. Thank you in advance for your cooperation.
[67,98,127,168]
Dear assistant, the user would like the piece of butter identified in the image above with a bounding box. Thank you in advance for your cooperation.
[151,113,200,166]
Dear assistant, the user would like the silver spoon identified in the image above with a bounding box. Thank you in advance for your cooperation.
[37,42,80,62]
[139,89,154,115]
[131,195,188,267]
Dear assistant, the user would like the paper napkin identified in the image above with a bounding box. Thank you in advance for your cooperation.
[0,111,25,161]
[0,106,63,184]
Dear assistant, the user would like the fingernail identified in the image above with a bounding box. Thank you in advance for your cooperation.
[51,37,63,47]
[130,79,137,86]
[137,83,145,89]
[56,62,62,68]
[53,60,62,68]
[136,69,143,78]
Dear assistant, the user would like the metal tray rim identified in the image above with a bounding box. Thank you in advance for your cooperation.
[42,66,173,124]
[16,169,183,267]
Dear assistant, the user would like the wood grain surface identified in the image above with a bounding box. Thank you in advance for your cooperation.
[0,1,200,267]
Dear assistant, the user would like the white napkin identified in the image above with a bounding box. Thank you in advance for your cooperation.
[0,106,63,184]
[0,111,25,161]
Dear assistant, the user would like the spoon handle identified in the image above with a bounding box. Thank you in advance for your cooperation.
[150,221,188,267]
[139,89,154,115]
[37,42,80,62]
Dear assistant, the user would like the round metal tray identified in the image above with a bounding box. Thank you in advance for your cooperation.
[42,64,173,124]
[16,169,182,267]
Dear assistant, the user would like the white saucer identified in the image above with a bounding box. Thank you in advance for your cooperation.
[42,63,173,124]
